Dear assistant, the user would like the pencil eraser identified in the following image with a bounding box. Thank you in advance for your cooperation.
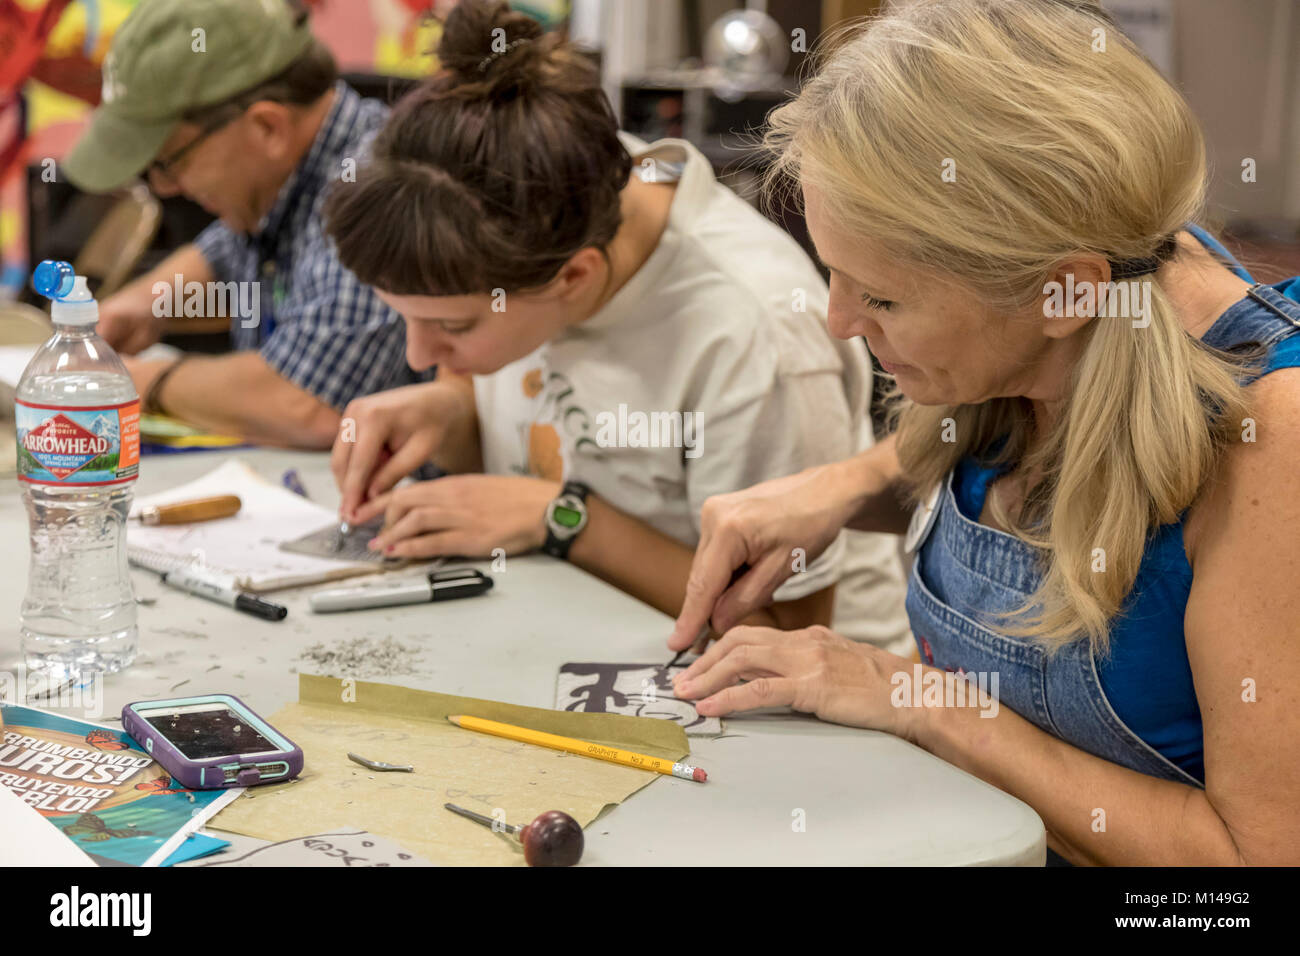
[693,767,707,782]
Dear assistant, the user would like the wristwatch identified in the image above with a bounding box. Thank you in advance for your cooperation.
[543,481,591,560]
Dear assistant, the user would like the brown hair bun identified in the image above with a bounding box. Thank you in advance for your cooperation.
[436,0,552,96]
[324,0,632,297]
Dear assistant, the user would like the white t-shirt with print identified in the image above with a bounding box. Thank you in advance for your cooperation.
[473,136,912,653]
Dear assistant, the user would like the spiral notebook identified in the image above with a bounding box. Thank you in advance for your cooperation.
[128,459,380,592]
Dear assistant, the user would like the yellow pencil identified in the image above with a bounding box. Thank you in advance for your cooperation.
[447,714,708,782]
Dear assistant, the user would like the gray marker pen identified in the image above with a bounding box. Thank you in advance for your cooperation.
[310,568,493,613]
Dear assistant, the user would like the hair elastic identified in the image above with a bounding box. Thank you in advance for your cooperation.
[477,37,533,73]
[1107,234,1179,279]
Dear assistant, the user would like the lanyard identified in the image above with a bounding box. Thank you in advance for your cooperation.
[255,238,284,344]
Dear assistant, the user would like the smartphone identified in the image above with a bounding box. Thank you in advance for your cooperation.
[121,694,303,790]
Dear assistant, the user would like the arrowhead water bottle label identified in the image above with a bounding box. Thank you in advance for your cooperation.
[14,400,140,485]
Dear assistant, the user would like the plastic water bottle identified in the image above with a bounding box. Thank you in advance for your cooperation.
[16,261,141,679]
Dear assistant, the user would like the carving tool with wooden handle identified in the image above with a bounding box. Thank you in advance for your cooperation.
[134,495,242,526]
[443,803,584,867]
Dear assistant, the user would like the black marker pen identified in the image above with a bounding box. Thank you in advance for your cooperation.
[160,567,288,621]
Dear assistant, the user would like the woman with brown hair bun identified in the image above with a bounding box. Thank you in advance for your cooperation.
[324,0,913,651]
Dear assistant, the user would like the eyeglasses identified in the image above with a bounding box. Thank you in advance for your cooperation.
[147,114,237,181]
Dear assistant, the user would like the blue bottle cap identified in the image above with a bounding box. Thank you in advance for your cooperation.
[32,260,77,300]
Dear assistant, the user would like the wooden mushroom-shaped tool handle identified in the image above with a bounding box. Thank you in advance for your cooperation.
[519,810,584,867]
[444,803,584,867]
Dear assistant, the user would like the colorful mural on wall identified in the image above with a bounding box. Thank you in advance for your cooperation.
[0,0,565,294]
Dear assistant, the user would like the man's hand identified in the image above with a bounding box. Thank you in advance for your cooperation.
[94,243,216,354]
[98,292,166,354]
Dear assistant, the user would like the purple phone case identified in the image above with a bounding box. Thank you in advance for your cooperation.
[121,693,304,790]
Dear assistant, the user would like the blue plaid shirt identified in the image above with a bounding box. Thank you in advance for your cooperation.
[193,82,418,410]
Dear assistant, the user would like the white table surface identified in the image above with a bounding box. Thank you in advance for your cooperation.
[0,448,1045,866]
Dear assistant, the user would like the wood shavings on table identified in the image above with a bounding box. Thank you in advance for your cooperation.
[297,636,424,679]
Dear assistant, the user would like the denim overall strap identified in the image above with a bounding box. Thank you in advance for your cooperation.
[905,469,1203,785]
[1202,283,1300,358]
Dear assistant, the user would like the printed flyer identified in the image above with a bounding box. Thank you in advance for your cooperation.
[0,704,239,866]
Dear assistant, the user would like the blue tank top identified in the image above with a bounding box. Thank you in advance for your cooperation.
[906,225,1300,786]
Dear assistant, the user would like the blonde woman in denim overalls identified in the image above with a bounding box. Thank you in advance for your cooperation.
[669,0,1300,866]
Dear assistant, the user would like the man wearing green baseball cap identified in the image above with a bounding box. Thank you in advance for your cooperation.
[61,0,422,447]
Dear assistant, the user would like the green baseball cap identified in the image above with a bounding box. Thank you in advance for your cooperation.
[63,0,315,193]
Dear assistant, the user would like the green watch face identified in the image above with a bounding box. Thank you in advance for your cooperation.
[553,505,584,529]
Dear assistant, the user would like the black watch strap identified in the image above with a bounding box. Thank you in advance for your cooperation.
[542,480,591,560]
